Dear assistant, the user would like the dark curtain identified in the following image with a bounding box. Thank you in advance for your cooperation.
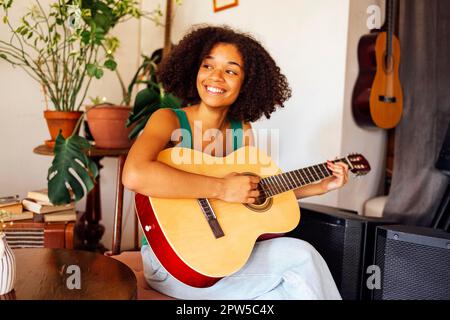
[382,0,450,226]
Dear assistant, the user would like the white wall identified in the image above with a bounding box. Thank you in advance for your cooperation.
[142,0,351,208]
[0,0,386,250]
[338,0,386,212]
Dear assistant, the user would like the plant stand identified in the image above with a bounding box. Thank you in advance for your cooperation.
[33,145,138,253]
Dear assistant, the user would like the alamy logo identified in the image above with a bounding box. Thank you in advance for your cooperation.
[366,5,382,30]
[65,264,81,290]
[366,265,381,290]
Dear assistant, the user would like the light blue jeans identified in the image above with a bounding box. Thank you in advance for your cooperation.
[141,237,342,300]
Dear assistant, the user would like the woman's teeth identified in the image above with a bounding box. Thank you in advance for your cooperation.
[206,86,225,94]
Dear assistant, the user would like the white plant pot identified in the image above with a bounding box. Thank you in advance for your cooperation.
[0,232,16,295]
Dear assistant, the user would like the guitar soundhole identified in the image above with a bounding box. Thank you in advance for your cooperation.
[241,172,273,212]
[244,187,273,212]
[254,185,267,205]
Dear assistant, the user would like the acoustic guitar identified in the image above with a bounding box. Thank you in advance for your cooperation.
[352,0,403,129]
[135,146,371,288]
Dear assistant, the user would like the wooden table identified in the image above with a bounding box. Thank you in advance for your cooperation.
[33,145,137,254]
[0,248,137,300]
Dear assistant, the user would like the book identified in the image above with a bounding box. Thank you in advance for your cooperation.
[0,210,34,222]
[33,209,77,223]
[22,198,75,214]
[0,195,20,207]
[26,189,74,206]
[0,202,23,214]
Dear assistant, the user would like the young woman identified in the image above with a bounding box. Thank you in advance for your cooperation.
[122,25,349,300]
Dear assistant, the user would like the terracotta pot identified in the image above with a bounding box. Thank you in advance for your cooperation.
[86,105,134,149]
[43,110,83,148]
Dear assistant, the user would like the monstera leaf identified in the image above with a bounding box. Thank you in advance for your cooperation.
[126,48,182,140]
[127,85,182,140]
[47,132,98,205]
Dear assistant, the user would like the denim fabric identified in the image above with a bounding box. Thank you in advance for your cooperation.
[141,237,342,300]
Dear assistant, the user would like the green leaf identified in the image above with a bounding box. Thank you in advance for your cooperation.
[104,59,117,71]
[81,30,90,44]
[94,67,104,79]
[86,63,96,77]
[47,132,98,205]
[128,116,149,140]
[126,101,159,126]
[133,87,159,114]
[126,86,182,139]
[160,93,182,109]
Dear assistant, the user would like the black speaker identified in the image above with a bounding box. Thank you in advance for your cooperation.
[286,202,394,300]
[373,225,450,300]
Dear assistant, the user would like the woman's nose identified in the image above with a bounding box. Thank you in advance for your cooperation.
[209,68,225,81]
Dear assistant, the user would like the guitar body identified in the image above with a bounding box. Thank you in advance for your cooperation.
[135,146,300,288]
[352,31,403,129]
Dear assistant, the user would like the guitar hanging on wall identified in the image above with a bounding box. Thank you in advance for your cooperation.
[352,0,403,129]
[135,146,371,288]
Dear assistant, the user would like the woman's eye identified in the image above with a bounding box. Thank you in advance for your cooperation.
[226,70,238,75]
[203,64,212,69]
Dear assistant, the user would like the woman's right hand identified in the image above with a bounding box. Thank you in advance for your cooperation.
[219,172,261,203]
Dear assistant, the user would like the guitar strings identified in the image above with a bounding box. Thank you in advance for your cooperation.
[254,164,334,202]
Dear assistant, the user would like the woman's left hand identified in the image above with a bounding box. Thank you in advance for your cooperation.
[320,160,349,192]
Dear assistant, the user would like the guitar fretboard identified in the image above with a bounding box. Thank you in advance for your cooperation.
[259,157,352,198]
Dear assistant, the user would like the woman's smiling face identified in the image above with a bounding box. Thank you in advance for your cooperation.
[196,43,245,109]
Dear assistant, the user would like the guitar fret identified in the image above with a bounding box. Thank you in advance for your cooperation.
[268,176,281,194]
[279,173,291,191]
[300,169,311,184]
[287,171,300,189]
[293,170,306,186]
[318,163,330,177]
[274,175,286,193]
[260,179,273,197]
[309,166,319,181]
[255,154,368,197]
[314,165,325,179]
[306,167,316,182]
[311,166,320,181]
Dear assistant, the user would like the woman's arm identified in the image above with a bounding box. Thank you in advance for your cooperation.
[294,161,349,199]
[122,108,222,198]
[241,123,349,199]
[122,110,260,203]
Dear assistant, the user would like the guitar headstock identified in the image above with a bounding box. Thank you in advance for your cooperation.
[346,154,371,176]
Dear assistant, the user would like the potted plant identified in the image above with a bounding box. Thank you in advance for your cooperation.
[0,0,145,148]
[46,0,182,205]
[87,0,184,147]
[0,0,147,205]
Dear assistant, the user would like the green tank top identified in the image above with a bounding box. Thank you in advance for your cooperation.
[141,108,243,246]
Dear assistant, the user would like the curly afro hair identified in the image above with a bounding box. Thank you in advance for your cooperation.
[158,25,292,122]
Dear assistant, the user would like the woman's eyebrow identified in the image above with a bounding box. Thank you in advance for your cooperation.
[204,55,242,68]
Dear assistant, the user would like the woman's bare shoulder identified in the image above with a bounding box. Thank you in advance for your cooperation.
[143,108,180,133]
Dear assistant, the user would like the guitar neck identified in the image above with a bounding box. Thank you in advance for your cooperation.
[385,0,399,57]
[260,157,353,197]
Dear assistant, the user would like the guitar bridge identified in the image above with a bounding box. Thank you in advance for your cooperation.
[197,198,225,239]
[378,95,397,103]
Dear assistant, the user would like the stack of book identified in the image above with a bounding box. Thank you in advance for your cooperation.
[0,195,33,222]
[22,189,77,223]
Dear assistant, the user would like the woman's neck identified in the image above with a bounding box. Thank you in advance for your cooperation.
[193,103,230,131]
